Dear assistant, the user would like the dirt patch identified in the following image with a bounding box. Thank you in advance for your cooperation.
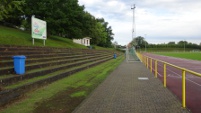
[33,87,88,113]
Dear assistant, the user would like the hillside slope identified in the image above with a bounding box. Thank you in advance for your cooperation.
[0,26,88,48]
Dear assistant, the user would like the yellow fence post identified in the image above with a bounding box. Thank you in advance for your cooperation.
[142,55,144,63]
[182,69,186,108]
[155,60,157,78]
[144,56,146,65]
[147,58,149,69]
[140,54,142,61]
[150,58,152,72]
[164,63,166,87]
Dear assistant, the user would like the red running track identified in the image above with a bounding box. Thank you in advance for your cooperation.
[144,53,201,113]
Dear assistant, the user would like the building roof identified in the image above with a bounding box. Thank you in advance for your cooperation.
[83,37,91,39]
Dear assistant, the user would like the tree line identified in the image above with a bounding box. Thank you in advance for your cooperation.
[0,0,114,47]
[131,36,201,50]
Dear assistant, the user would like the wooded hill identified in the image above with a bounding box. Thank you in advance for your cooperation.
[0,0,114,48]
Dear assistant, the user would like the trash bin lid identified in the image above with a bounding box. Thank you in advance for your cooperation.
[13,55,26,59]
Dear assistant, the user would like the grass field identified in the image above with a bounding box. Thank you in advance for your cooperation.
[0,56,124,113]
[155,52,201,61]
[143,48,200,52]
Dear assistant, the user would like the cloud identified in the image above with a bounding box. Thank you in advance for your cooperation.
[79,0,201,45]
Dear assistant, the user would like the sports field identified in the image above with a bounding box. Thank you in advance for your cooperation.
[155,52,201,61]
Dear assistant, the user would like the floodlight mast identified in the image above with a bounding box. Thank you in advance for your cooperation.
[131,4,136,41]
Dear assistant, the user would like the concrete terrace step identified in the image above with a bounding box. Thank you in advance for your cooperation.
[0,53,112,75]
[1,51,68,56]
[0,45,118,107]
[0,45,81,52]
[0,50,94,56]
[0,46,112,54]
[0,52,88,60]
[0,49,106,55]
[5,57,111,89]
[0,47,63,52]
[0,55,112,86]
[0,50,112,59]
[0,57,112,106]
[0,52,109,67]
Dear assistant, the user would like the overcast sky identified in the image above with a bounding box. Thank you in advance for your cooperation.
[78,0,201,45]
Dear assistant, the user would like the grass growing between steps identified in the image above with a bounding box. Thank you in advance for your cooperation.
[4,57,109,89]
[0,56,124,113]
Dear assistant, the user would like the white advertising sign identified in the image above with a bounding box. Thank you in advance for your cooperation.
[31,16,47,40]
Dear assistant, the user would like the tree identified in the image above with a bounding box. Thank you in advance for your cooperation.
[112,41,118,49]
[89,18,114,47]
[105,26,114,47]
[168,41,175,45]
[131,36,145,47]
[23,0,85,37]
[95,21,107,45]
[1,0,115,48]
[0,0,25,21]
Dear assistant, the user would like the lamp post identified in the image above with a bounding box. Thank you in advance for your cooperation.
[131,4,136,40]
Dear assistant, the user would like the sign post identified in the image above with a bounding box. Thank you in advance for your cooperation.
[31,16,47,46]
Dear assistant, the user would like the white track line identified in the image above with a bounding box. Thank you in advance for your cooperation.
[157,64,201,87]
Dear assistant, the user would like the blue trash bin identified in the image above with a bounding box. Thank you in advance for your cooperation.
[13,55,26,75]
[114,53,117,59]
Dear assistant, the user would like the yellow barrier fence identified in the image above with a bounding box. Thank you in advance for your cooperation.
[136,52,201,108]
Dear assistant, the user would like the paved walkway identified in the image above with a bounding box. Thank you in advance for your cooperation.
[73,60,190,113]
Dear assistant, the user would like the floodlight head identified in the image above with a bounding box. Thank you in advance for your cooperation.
[131,4,136,9]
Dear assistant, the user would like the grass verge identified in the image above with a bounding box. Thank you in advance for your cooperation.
[155,52,201,61]
[0,56,124,113]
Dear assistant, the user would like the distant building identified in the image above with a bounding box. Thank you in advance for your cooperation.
[73,37,91,46]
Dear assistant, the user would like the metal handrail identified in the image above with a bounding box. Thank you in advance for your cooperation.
[136,52,201,108]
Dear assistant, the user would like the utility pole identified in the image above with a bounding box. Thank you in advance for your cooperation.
[131,4,136,41]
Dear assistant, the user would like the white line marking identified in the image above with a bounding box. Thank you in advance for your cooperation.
[138,77,149,80]
[157,64,201,87]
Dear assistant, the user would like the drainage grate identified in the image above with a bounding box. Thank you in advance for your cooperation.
[138,77,149,80]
